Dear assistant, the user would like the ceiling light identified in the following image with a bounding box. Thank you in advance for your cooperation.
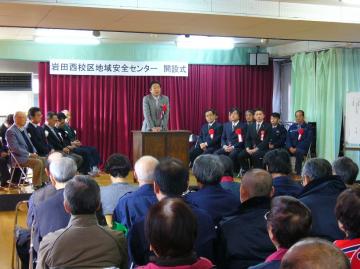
[341,0,360,5]
[34,28,100,45]
[176,35,234,50]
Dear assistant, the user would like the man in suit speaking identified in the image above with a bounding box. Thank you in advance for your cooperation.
[141,81,170,132]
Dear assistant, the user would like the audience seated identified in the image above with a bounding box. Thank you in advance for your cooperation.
[32,157,78,253]
[334,185,360,259]
[43,112,83,171]
[57,111,101,175]
[217,169,276,269]
[239,108,272,170]
[189,109,223,166]
[185,154,240,224]
[136,198,214,269]
[280,238,350,269]
[285,110,313,175]
[113,155,158,230]
[0,139,10,188]
[36,175,128,269]
[5,111,47,189]
[269,113,287,150]
[245,109,255,127]
[249,196,312,269]
[299,158,346,241]
[215,107,247,173]
[128,157,216,266]
[100,153,138,215]
[263,149,303,197]
[26,107,52,157]
[218,155,240,200]
[333,156,359,186]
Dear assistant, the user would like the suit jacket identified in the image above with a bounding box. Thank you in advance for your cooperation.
[197,121,223,150]
[36,214,128,269]
[43,124,66,151]
[5,124,37,164]
[286,122,313,154]
[221,121,247,149]
[269,124,287,148]
[26,122,51,157]
[141,94,170,131]
[245,122,272,151]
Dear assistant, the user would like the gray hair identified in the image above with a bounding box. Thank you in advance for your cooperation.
[134,156,159,183]
[332,157,359,185]
[302,158,332,181]
[192,154,224,185]
[49,157,77,183]
[241,169,273,199]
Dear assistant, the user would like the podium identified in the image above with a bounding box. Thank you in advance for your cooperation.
[132,130,191,166]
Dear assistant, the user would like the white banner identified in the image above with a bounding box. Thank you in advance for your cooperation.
[49,59,188,77]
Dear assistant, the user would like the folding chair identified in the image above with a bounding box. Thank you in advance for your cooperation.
[7,150,31,190]
[12,200,29,269]
[290,143,312,174]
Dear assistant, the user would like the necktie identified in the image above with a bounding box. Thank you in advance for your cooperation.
[20,130,34,153]
[256,124,260,133]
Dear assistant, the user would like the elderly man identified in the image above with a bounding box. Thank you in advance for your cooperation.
[280,238,350,269]
[36,176,128,269]
[217,169,276,269]
[113,155,159,229]
[332,156,359,186]
[299,158,346,241]
[185,154,240,224]
[5,111,47,189]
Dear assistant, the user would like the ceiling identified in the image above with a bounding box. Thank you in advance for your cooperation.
[1,2,360,43]
[0,27,292,47]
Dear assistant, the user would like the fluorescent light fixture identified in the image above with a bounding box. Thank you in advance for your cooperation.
[176,35,234,50]
[341,0,360,5]
[34,28,100,45]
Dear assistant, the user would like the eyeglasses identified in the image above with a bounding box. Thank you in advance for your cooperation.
[264,211,271,221]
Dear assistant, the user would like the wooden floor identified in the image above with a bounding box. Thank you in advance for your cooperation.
[0,170,203,268]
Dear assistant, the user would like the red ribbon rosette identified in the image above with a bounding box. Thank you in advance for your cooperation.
[260,130,265,141]
[160,104,167,119]
[298,128,304,141]
[235,128,243,143]
[208,128,215,139]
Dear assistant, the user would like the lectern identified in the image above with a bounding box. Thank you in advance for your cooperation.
[132,130,191,166]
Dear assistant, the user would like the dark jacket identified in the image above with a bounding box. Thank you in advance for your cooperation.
[245,122,272,151]
[272,176,303,198]
[197,121,223,150]
[43,124,66,151]
[185,184,240,224]
[26,122,51,156]
[269,125,287,148]
[298,175,346,241]
[221,121,247,149]
[249,260,281,269]
[128,199,216,266]
[113,184,157,230]
[217,196,276,269]
[285,122,313,154]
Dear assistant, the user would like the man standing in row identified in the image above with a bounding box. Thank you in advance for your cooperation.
[142,81,169,132]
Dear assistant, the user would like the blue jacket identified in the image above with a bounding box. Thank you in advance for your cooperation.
[197,121,223,150]
[5,124,37,164]
[217,196,276,269]
[113,184,157,230]
[298,175,346,241]
[269,125,287,148]
[33,189,70,252]
[221,122,247,149]
[285,123,313,154]
[128,198,216,266]
[185,184,240,224]
[272,176,303,198]
[25,122,52,156]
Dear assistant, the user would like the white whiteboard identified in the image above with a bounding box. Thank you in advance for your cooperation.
[345,92,360,144]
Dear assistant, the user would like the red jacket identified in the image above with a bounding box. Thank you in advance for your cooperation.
[334,238,360,259]
[137,257,214,269]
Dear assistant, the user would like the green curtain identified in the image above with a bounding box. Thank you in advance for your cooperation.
[291,48,360,179]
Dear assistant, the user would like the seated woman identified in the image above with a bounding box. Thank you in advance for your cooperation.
[334,185,360,260]
[137,198,214,269]
[249,196,312,269]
